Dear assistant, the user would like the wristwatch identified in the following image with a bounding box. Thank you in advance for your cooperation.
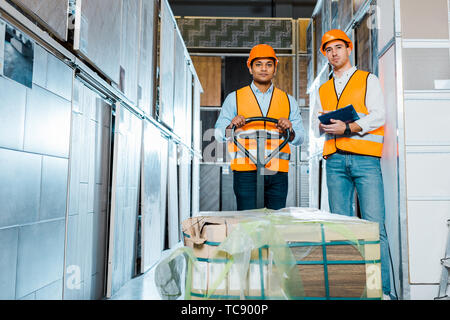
[344,123,351,136]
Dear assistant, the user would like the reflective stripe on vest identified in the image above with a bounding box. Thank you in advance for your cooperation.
[228,85,291,172]
[319,70,385,158]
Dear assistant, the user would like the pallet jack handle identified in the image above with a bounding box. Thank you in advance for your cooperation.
[230,117,290,209]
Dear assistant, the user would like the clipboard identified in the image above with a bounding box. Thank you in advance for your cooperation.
[318,104,360,125]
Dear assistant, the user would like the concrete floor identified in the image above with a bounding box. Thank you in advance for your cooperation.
[109,266,162,300]
[109,242,184,300]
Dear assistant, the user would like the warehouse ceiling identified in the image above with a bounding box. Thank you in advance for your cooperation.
[168,0,317,19]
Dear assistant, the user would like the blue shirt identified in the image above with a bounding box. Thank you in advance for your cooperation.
[214,82,305,146]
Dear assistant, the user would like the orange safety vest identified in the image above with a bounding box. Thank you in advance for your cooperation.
[319,70,384,158]
[228,85,291,172]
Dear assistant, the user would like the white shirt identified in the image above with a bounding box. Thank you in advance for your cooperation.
[311,66,386,138]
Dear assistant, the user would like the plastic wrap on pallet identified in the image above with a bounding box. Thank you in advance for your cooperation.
[155,208,382,300]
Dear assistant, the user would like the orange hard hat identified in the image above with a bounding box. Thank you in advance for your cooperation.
[320,29,353,56]
[247,44,279,68]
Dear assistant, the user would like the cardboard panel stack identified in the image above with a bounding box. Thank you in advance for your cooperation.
[182,209,382,300]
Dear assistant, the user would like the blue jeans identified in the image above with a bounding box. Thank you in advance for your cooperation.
[326,152,391,295]
[233,170,288,210]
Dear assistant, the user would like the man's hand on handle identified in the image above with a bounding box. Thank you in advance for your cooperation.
[226,115,246,138]
[277,117,294,141]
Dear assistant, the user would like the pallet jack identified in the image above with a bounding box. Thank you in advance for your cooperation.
[231,117,290,209]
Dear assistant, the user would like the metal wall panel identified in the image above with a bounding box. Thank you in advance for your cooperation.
[178,145,192,227]
[378,46,401,297]
[377,0,394,51]
[167,140,179,247]
[0,148,41,228]
[140,121,168,272]
[173,33,187,140]
[200,164,220,212]
[306,20,314,90]
[137,0,156,115]
[15,219,66,299]
[0,227,18,299]
[74,0,122,84]
[220,165,236,211]
[10,0,69,41]
[40,156,68,221]
[286,163,297,207]
[299,162,309,207]
[159,0,175,128]
[160,136,169,247]
[107,104,142,297]
[338,0,353,30]
[31,43,73,101]
[0,76,26,150]
[45,51,73,101]
[24,84,72,158]
[119,0,140,104]
[356,13,372,73]
[64,79,111,300]
[185,69,193,146]
[191,78,202,216]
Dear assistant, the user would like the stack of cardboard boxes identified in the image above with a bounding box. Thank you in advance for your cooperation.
[182,208,382,300]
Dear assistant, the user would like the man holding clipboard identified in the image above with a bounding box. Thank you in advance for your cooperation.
[311,29,392,299]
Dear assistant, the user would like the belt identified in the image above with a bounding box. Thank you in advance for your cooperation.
[335,149,354,155]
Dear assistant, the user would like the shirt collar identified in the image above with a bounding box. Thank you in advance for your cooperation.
[250,81,274,94]
[333,66,357,80]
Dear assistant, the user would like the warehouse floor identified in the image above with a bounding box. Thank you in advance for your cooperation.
[109,242,184,300]
[109,266,161,300]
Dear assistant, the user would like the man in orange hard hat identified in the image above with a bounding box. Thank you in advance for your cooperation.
[214,44,305,210]
[312,29,392,299]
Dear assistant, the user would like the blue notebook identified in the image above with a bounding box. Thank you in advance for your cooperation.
[318,104,360,125]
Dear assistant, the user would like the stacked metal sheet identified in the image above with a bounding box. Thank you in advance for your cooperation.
[140,121,169,272]
[65,79,111,299]
[107,104,142,297]
[158,0,175,128]
[10,0,69,41]
[73,0,122,84]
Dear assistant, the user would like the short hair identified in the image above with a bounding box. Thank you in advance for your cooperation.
[250,57,276,67]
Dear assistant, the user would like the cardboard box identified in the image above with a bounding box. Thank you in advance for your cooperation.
[182,208,382,300]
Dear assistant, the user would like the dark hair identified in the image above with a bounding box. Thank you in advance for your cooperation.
[250,57,276,67]
[323,39,350,51]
